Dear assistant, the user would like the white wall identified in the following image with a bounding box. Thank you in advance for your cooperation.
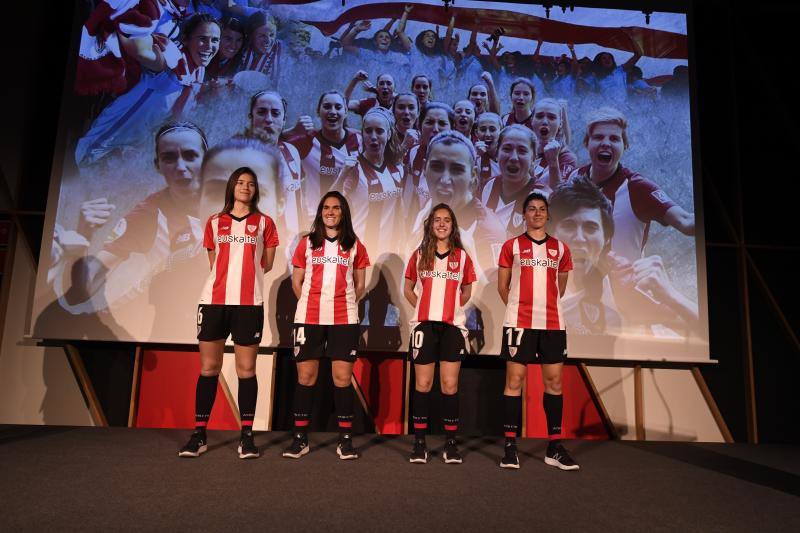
[0,238,93,425]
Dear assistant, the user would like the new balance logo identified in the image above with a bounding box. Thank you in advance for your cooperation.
[520,249,532,255]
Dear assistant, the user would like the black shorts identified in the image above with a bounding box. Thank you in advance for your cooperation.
[292,323,361,362]
[408,322,468,364]
[499,327,567,364]
[197,304,264,345]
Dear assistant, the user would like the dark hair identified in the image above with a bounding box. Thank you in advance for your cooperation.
[180,13,220,42]
[592,51,617,76]
[391,92,420,115]
[154,121,208,163]
[221,166,260,214]
[411,74,433,93]
[249,90,287,117]
[201,137,282,203]
[417,203,464,271]
[419,101,455,130]
[414,30,443,56]
[221,14,246,36]
[246,10,275,36]
[308,191,357,250]
[468,83,488,97]
[509,77,536,100]
[549,175,614,243]
[522,191,549,213]
[316,90,347,115]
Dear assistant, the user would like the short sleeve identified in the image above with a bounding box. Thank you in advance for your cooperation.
[404,250,419,281]
[284,129,315,159]
[291,236,308,269]
[628,176,676,225]
[102,201,158,259]
[263,216,279,247]
[498,239,515,268]
[203,217,215,251]
[462,252,477,285]
[354,240,370,269]
[357,97,377,116]
[559,243,573,272]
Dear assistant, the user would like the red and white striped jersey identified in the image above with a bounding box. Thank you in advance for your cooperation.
[531,148,578,187]
[480,176,540,236]
[503,112,535,131]
[402,143,430,216]
[292,235,370,325]
[478,154,500,187]
[344,157,404,254]
[567,164,676,262]
[498,234,573,330]
[288,129,362,218]
[277,141,304,234]
[199,212,279,306]
[405,248,476,331]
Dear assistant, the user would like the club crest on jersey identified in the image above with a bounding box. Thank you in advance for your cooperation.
[581,302,600,324]
[412,348,419,359]
[247,224,257,233]
[449,261,459,269]
[548,248,558,257]
[509,347,517,357]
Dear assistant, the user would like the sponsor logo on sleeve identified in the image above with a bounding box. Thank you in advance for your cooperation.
[651,190,670,204]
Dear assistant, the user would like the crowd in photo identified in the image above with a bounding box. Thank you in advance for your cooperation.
[53,0,698,345]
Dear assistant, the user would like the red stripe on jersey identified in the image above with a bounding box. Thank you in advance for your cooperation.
[306,245,325,324]
[333,244,349,324]
[441,252,460,324]
[212,221,231,304]
[418,257,433,322]
[517,238,534,328]
[239,216,257,306]
[546,239,560,329]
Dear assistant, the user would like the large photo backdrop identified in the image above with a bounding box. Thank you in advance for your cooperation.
[32,0,709,361]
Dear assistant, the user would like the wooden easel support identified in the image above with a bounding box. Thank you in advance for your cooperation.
[64,344,108,427]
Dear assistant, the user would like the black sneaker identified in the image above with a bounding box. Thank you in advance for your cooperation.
[499,441,520,469]
[281,432,309,459]
[443,439,463,464]
[178,431,207,458]
[336,434,360,460]
[238,431,259,459]
[545,443,580,471]
[408,439,428,464]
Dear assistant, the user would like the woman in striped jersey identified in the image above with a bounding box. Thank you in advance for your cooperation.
[283,192,370,461]
[335,107,404,255]
[180,162,280,460]
[404,204,476,464]
[285,91,362,222]
[474,112,502,188]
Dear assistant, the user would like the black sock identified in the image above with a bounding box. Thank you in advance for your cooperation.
[238,376,258,436]
[412,390,430,441]
[195,374,219,435]
[503,394,522,444]
[333,384,354,437]
[292,383,314,436]
[442,393,459,441]
[543,392,563,446]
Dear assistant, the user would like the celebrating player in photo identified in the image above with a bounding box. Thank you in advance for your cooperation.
[404,204,476,464]
[567,107,694,262]
[453,99,477,139]
[284,192,370,461]
[244,90,304,234]
[480,125,540,236]
[497,192,579,470]
[531,98,577,193]
[286,91,362,220]
[335,107,404,254]
[392,92,421,152]
[501,78,537,130]
[474,112,502,187]
[180,165,280,459]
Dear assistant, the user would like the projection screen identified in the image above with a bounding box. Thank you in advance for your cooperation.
[32,0,709,361]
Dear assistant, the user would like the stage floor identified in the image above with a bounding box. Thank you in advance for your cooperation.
[1,425,798,531]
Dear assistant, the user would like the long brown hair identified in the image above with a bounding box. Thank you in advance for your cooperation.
[417,203,464,271]
[308,191,357,250]
[221,166,260,215]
